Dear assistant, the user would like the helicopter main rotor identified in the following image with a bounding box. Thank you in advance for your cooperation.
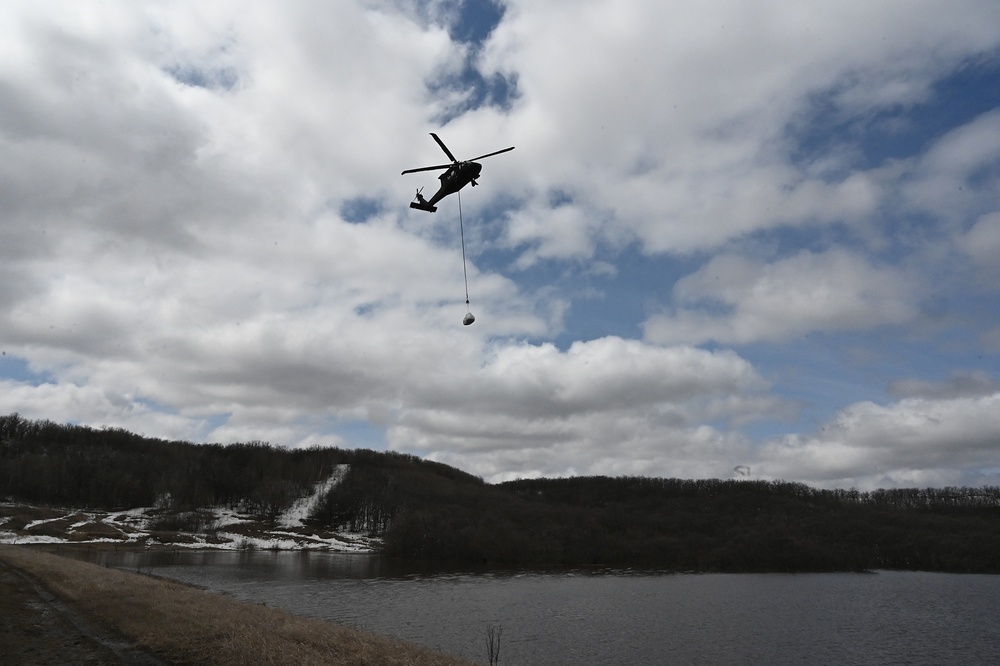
[401,133,514,175]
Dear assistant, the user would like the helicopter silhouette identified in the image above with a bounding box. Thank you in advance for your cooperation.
[401,133,514,212]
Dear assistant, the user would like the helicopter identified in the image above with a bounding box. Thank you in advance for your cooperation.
[401,133,514,212]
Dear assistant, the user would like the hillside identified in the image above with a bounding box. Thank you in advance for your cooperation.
[3,414,1000,572]
[1,471,376,552]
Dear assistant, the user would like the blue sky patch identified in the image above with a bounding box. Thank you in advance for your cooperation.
[428,67,519,124]
[0,354,54,386]
[340,197,384,223]
[788,53,1000,172]
[449,0,505,45]
[423,0,517,123]
[166,65,239,91]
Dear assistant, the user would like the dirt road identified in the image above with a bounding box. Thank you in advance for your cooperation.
[1,556,165,665]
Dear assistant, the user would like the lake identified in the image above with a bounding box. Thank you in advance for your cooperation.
[60,549,1000,665]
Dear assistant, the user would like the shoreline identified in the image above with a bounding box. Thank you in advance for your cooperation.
[0,545,474,665]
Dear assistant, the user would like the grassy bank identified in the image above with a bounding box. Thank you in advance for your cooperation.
[0,545,474,665]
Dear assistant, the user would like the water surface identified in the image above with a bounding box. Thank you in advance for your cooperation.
[66,550,1000,665]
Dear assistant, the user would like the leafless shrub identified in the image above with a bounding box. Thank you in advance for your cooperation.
[486,623,503,665]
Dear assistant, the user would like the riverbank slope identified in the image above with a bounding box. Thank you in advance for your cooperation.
[0,545,474,665]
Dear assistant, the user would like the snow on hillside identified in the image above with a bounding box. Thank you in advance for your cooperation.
[278,464,349,528]
[0,465,378,551]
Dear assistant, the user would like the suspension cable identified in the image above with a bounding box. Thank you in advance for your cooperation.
[458,189,470,308]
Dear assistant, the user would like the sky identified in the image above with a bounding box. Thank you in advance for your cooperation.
[2,1,1000,490]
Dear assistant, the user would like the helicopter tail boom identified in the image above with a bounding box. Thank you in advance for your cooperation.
[409,200,437,212]
[409,188,438,212]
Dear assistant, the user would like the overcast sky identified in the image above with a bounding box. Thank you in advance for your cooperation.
[3,1,1000,490]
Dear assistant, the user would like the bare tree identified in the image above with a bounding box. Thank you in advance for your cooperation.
[485,623,503,666]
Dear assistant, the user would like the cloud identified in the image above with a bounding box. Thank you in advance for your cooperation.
[0,378,208,443]
[1,335,783,483]
[2,1,1000,491]
[902,109,1000,224]
[958,211,1000,280]
[483,0,1000,257]
[382,336,783,480]
[756,391,1000,489]
[888,370,1000,400]
[503,201,613,267]
[643,250,919,345]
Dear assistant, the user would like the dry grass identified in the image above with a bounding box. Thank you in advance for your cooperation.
[0,545,476,666]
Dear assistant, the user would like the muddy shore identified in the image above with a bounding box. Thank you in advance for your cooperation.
[0,545,474,665]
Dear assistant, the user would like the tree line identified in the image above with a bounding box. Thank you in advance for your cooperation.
[3,413,999,572]
[0,413,476,524]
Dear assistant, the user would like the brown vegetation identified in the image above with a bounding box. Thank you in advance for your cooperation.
[0,545,474,666]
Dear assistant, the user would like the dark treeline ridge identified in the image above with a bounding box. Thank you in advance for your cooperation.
[3,414,1000,572]
[0,414,476,522]
[486,477,1000,572]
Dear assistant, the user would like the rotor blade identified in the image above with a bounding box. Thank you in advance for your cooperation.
[401,163,452,175]
[469,146,515,161]
[430,133,458,162]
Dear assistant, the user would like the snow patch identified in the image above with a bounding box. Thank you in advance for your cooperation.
[24,516,68,530]
[0,468,375,552]
[278,464,349,528]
